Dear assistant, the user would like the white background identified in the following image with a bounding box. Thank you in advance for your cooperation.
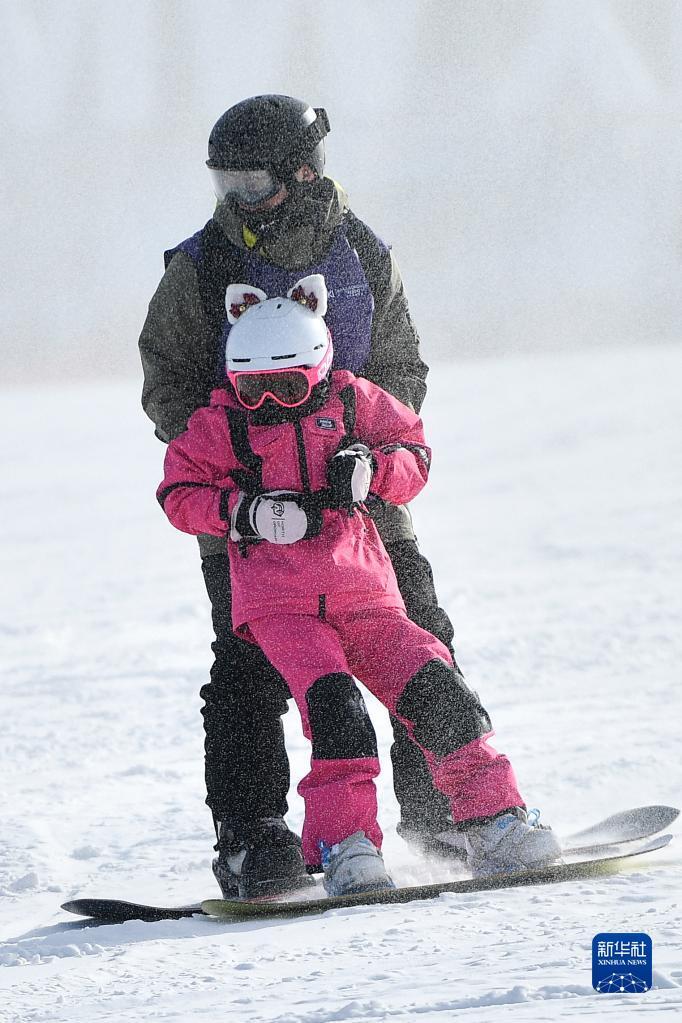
[2,0,681,379]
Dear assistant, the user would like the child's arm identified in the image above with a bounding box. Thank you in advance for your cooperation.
[350,377,431,506]
[157,406,238,537]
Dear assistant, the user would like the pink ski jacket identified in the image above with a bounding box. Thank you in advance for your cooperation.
[158,371,431,630]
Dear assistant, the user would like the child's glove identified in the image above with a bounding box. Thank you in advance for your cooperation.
[326,443,375,511]
[230,491,323,545]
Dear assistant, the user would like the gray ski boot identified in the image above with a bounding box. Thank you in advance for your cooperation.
[462,808,562,877]
[321,831,395,897]
[397,818,468,862]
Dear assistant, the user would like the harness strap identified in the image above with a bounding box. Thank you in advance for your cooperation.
[337,384,357,447]
[164,220,246,341]
[224,407,263,494]
[200,220,247,335]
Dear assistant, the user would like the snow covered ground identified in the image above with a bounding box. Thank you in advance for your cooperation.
[2,343,681,1021]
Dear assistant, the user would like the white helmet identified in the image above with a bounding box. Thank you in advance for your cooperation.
[224,273,332,375]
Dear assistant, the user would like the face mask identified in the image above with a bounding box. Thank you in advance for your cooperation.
[234,178,317,236]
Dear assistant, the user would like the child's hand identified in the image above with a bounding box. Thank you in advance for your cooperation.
[326,443,375,510]
[230,491,323,545]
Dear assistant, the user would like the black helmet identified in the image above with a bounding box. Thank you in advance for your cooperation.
[206,95,330,207]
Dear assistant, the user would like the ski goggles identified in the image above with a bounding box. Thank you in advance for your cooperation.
[208,167,282,207]
[227,366,321,409]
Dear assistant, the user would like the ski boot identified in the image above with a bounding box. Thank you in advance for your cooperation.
[212,817,315,899]
[397,816,468,863]
[460,807,562,877]
[321,831,396,897]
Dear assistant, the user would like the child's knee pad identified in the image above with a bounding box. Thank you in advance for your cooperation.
[306,673,378,760]
[396,659,492,757]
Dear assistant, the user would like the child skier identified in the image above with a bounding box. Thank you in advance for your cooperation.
[157,274,561,897]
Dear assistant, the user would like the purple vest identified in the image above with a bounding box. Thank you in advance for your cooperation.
[168,222,375,380]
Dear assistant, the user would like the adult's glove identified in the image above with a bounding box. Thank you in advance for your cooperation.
[230,491,323,545]
[326,443,375,511]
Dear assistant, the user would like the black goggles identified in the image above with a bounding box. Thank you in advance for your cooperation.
[228,369,314,409]
[208,167,282,207]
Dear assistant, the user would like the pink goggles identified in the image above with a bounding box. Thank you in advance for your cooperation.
[228,363,325,410]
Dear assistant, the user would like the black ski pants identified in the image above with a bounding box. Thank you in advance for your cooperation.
[200,539,457,835]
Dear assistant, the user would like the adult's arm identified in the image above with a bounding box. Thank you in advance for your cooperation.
[139,253,219,443]
[346,214,429,414]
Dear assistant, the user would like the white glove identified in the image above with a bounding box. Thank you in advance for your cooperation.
[230,491,320,545]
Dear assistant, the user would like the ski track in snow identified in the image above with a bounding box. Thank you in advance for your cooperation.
[2,345,681,1022]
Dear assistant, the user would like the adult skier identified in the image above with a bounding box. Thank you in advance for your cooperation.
[140,94,477,896]
[157,274,561,896]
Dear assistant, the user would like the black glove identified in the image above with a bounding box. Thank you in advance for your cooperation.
[326,443,375,511]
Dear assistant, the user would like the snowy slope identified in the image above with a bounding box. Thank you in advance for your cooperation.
[1,344,681,1021]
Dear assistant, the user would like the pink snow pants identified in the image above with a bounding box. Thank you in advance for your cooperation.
[248,603,523,865]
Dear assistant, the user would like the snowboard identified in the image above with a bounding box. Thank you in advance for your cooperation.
[202,833,673,920]
[561,803,678,854]
[60,803,678,923]
[59,898,205,923]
